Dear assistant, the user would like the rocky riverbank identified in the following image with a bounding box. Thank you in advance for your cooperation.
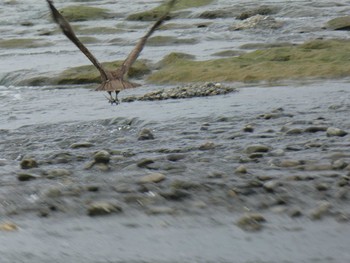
[0,83,349,225]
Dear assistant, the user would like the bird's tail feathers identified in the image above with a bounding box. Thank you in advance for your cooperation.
[96,79,140,92]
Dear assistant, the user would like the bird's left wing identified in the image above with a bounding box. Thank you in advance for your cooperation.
[46,0,109,81]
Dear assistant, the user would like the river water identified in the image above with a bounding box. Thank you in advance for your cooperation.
[1,1,350,263]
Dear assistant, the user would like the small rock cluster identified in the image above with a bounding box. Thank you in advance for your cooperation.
[122,82,237,102]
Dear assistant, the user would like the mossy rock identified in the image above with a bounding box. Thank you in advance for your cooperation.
[55,60,150,85]
[326,16,350,30]
[158,52,196,67]
[59,5,112,22]
[0,38,51,49]
[212,50,245,57]
[76,26,122,35]
[79,36,99,44]
[147,35,198,46]
[237,6,278,20]
[148,39,350,84]
[127,0,214,21]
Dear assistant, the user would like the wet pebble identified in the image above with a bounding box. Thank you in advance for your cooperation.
[44,187,62,198]
[46,169,71,179]
[137,158,155,168]
[263,180,280,192]
[243,125,254,133]
[309,201,331,220]
[17,173,38,181]
[94,150,110,164]
[87,201,122,216]
[315,183,330,191]
[166,154,186,162]
[269,149,285,157]
[248,153,264,159]
[285,128,303,135]
[326,127,348,137]
[170,180,200,190]
[279,159,301,168]
[70,142,94,149]
[235,165,248,174]
[304,126,328,133]
[159,188,190,201]
[0,222,18,232]
[199,141,216,150]
[336,213,350,222]
[236,213,266,232]
[20,158,38,169]
[244,144,270,154]
[288,207,303,218]
[139,173,166,184]
[138,128,155,140]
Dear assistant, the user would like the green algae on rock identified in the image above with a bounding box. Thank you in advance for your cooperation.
[56,60,150,85]
[148,39,350,84]
[0,38,52,49]
[59,5,112,22]
[147,35,198,46]
[326,16,350,30]
[127,0,214,21]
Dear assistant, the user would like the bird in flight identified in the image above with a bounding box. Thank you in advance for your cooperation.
[46,0,176,104]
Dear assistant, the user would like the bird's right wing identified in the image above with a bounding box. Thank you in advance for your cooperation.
[46,0,109,81]
[116,0,177,77]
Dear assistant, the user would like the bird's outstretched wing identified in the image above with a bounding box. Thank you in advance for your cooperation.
[116,0,177,78]
[46,0,109,81]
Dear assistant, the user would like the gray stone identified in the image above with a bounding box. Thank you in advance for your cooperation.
[243,125,254,133]
[237,6,277,20]
[20,158,38,169]
[269,149,285,157]
[17,173,38,181]
[304,126,328,133]
[137,158,154,168]
[244,144,270,154]
[235,165,248,174]
[236,213,266,232]
[310,202,331,220]
[138,128,155,140]
[332,159,348,170]
[288,207,303,218]
[44,187,62,198]
[263,180,280,192]
[327,127,348,137]
[139,173,166,184]
[326,16,350,30]
[70,142,94,149]
[279,160,301,168]
[87,201,122,216]
[166,154,186,162]
[199,141,216,150]
[231,15,283,30]
[285,128,303,135]
[159,189,190,200]
[315,183,330,191]
[94,150,110,164]
[47,169,71,179]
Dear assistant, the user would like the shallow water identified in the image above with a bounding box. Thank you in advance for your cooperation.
[1,1,350,262]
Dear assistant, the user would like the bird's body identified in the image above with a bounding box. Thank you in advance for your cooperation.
[46,0,175,104]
